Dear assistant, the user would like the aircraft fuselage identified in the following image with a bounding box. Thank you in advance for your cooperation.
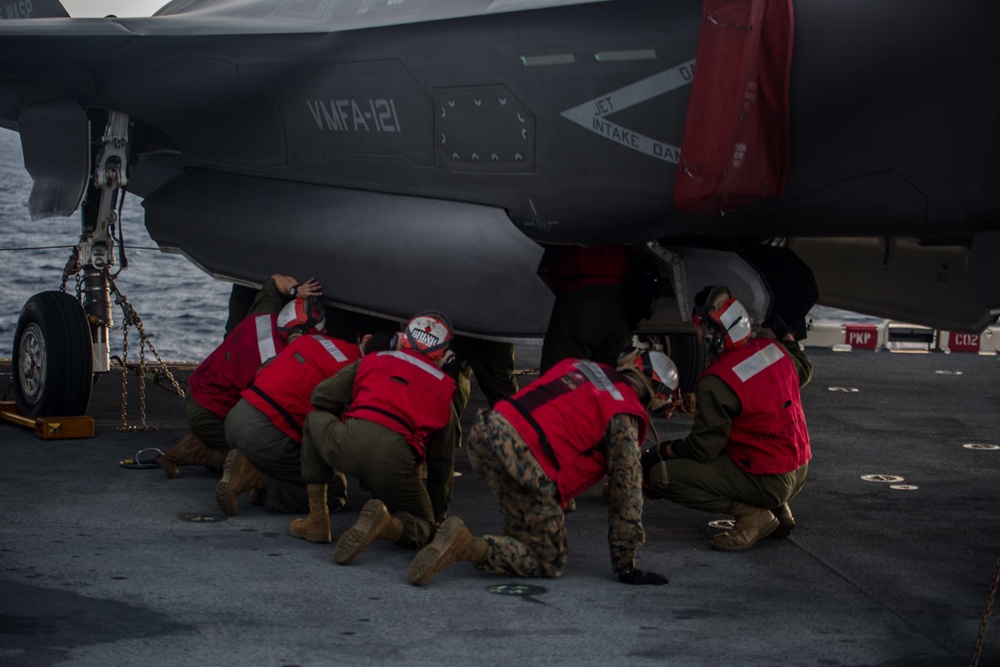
[2,0,998,245]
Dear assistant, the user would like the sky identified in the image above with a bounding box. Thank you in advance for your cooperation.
[60,1,167,17]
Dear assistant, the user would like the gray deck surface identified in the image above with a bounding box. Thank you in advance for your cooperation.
[1,343,998,666]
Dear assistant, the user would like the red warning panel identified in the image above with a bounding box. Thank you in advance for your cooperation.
[675,0,794,215]
[845,325,878,350]
[948,332,980,353]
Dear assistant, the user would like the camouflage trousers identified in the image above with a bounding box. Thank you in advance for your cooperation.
[467,410,568,578]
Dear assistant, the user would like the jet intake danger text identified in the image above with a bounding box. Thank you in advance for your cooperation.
[591,97,642,149]
[307,99,402,133]
[560,60,695,164]
[591,113,681,162]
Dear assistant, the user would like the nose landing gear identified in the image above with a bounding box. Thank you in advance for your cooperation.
[10,109,130,419]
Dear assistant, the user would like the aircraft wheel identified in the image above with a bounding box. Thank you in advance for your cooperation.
[666,332,707,394]
[12,291,93,417]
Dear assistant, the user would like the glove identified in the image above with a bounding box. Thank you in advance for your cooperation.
[762,314,792,341]
[618,568,669,586]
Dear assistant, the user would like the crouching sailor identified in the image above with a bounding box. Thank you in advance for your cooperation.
[641,285,812,552]
[291,312,459,559]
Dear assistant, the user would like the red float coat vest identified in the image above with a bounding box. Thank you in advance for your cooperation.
[702,337,811,475]
[189,313,286,418]
[550,245,628,292]
[495,358,649,503]
[342,350,455,460]
[243,334,361,443]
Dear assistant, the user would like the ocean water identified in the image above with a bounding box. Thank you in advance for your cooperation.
[0,128,228,363]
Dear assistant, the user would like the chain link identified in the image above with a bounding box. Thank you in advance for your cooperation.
[61,245,80,294]
[119,325,132,431]
[138,336,149,428]
[95,271,186,432]
[970,547,1000,667]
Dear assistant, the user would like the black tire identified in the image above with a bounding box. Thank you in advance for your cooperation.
[666,332,707,395]
[12,291,93,417]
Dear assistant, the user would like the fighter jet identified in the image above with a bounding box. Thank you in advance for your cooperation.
[1,0,998,416]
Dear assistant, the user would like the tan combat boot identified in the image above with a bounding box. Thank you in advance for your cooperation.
[289,484,331,543]
[214,450,267,516]
[772,503,796,538]
[158,433,226,479]
[407,516,488,586]
[333,499,404,565]
[710,501,779,552]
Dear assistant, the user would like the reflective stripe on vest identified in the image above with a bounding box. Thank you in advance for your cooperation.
[312,335,349,363]
[255,314,278,363]
[376,350,445,380]
[732,343,784,383]
[575,360,625,401]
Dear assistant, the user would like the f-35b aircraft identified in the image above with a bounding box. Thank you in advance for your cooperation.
[1,0,998,416]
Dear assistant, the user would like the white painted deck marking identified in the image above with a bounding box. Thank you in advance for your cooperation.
[861,474,905,483]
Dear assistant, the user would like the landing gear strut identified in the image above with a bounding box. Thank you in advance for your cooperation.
[11,110,130,418]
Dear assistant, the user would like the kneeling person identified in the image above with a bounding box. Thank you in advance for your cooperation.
[641,286,812,552]
[291,312,458,555]
[219,299,372,515]
[407,348,679,587]
[158,277,316,477]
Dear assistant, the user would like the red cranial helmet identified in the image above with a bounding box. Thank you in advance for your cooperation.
[276,296,326,338]
[399,311,452,361]
[692,285,752,354]
[617,347,681,415]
